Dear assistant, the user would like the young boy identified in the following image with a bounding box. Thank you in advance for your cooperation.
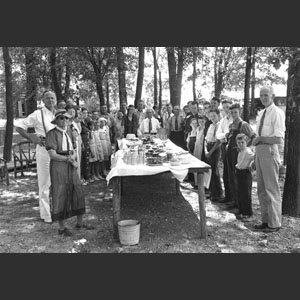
[235,133,255,222]
[205,108,224,202]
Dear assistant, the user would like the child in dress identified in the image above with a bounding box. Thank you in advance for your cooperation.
[87,120,97,183]
[98,117,112,177]
[93,119,105,180]
[235,133,255,222]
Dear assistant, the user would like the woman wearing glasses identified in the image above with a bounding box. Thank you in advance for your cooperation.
[46,109,93,237]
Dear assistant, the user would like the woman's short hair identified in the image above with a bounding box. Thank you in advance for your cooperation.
[229,103,241,110]
[236,133,248,142]
[209,108,220,115]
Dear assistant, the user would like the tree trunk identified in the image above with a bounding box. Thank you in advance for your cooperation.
[176,47,184,107]
[95,75,105,106]
[49,47,64,101]
[167,47,177,107]
[158,69,162,113]
[214,47,224,98]
[134,47,144,107]
[2,47,14,162]
[153,47,158,106]
[106,80,110,113]
[192,47,197,101]
[250,57,256,118]
[116,47,127,106]
[282,49,300,216]
[214,47,233,99]
[24,47,38,115]
[64,55,71,100]
[243,47,253,122]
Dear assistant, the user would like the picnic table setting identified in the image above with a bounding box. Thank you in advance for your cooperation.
[106,134,212,242]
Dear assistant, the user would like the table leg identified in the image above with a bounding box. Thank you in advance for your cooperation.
[112,177,121,240]
[197,173,207,239]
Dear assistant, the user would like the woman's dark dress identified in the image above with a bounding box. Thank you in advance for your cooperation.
[46,127,85,222]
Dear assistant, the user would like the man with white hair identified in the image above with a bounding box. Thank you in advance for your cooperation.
[15,90,57,224]
[137,107,161,137]
[252,86,285,233]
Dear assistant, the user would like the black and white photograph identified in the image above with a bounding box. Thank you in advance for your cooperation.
[1,46,299,254]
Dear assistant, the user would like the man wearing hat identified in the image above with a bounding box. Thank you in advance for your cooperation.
[137,107,161,137]
[15,90,57,224]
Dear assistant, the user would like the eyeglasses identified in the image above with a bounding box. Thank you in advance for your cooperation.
[58,116,68,121]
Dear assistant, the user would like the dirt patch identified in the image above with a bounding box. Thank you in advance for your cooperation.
[0,168,299,253]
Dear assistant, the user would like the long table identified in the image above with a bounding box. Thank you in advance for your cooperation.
[106,138,212,240]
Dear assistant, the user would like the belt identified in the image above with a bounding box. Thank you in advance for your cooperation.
[57,150,74,156]
[236,168,250,172]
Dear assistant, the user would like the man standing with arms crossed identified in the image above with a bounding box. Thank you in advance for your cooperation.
[15,90,57,224]
[252,86,285,233]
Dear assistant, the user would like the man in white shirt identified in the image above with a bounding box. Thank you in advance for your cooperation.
[252,86,286,233]
[15,90,57,224]
[162,103,174,131]
[135,99,146,127]
[137,108,161,137]
[216,99,233,203]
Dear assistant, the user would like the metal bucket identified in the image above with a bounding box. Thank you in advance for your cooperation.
[118,220,141,246]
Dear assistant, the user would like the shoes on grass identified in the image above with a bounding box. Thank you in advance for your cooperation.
[58,227,72,236]
[263,227,281,233]
[254,223,268,230]
[75,223,95,230]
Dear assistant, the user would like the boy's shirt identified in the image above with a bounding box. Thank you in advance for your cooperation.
[236,147,255,170]
[205,122,219,143]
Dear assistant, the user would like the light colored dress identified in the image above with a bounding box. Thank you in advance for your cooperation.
[99,126,112,161]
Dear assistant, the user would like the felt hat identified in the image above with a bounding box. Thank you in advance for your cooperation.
[51,109,72,124]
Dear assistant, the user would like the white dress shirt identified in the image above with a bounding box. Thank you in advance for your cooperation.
[15,106,55,136]
[216,114,233,141]
[138,117,161,137]
[205,122,219,143]
[256,103,285,138]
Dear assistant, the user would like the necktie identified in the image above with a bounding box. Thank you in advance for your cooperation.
[258,109,266,136]
[175,117,178,131]
[149,118,152,133]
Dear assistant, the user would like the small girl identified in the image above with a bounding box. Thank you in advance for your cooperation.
[93,119,105,180]
[98,117,112,177]
[235,133,255,222]
[87,120,98,183]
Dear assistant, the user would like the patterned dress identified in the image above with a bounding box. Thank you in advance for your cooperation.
[98,126,112,161]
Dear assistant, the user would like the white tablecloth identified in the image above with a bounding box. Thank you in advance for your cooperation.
[107,139,211,188]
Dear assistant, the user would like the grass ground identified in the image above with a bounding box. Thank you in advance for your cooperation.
[1,166,299,253]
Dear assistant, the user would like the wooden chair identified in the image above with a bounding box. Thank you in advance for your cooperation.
[12,141,36,178]
[0,157,9,186]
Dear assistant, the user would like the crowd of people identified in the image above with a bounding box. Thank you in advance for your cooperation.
[14,85,285,236]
